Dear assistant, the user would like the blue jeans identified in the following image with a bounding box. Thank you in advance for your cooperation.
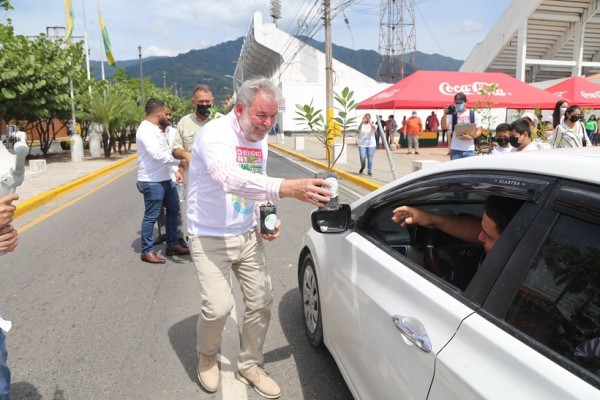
[358,146,376,174]
[586,129,595,144]
[450,149,476,160]
[136,180,180,254]
[0,330,9,400]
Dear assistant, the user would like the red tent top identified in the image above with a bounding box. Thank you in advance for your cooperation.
[544,76,600,108]
[357,70,560,110]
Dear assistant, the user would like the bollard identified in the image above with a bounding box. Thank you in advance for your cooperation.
[333,143,346,164]
[276,133,285,144]
[412,160,441,172]
[70,133,84,162]
[294,136,305,150]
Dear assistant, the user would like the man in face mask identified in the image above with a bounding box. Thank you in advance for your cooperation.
[173,84,223,164]
[441,92,483,160]
[508,119,541,152]
[491,123,513,154]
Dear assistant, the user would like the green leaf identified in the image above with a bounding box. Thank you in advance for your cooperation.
[1,87,16,99]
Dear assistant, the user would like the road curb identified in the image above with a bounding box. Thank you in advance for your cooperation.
[15,154,138,219]
[269,143,381,192]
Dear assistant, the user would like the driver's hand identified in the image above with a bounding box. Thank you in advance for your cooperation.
[392,205,431,227]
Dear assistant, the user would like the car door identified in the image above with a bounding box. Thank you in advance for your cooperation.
[343,172,542,399]
[430,181,600,399]
[347,231,475,399]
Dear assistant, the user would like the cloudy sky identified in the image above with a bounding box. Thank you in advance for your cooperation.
[5,0,512,62]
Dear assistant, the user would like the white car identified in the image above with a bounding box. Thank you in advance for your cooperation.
[298,148,600,399]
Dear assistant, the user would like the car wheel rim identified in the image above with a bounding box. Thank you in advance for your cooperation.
[303,264,319,334]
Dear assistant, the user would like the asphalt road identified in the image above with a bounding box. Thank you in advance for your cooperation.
[1,151,363,400]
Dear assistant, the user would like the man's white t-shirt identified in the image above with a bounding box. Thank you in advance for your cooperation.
[491,145,514,154]
[450,110,482,152]
[186,112,282,237]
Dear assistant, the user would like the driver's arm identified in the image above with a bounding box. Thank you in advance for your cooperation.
[392,205,482,244]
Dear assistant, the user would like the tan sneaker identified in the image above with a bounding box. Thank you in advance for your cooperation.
[236,365,281,399]
[197,353,219,393]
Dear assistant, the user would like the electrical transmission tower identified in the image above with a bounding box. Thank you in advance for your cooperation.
[377,0,416,83]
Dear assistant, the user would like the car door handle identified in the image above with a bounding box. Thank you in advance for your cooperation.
[392,315,432,353]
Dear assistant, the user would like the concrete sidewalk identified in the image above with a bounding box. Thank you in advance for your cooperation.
[11,135,452,218]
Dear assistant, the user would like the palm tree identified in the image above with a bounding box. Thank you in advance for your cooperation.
[78,84,139,159]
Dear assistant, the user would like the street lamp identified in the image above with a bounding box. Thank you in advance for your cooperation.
[138,45,145,106]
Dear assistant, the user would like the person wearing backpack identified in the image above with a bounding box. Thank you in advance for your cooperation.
[441,92,482,160]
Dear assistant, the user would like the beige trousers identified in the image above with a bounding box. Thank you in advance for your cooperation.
[189,229,273,371]
[407,134,420,152]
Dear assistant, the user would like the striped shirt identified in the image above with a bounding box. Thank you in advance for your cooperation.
[553,122,587,148]
[186,111,283,237]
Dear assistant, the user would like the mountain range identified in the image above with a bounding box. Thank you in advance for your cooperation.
[90,37,463,102]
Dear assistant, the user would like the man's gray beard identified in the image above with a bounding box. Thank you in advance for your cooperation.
[240,111,268,142]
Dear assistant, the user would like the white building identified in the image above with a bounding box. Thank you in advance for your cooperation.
[232,12,390,134]
[461,0,600,82]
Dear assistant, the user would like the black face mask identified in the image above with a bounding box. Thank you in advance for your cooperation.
[196,104,212,116]
[569,115,581,123]
[508,136,520,148]
[496,137,510,147]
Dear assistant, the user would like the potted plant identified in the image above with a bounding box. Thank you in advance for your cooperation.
[472,83,499,154]
[294,87,357,210]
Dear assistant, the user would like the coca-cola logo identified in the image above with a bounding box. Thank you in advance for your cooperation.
[439,81,509,97]
[373,89,399,100]
[581,90,600,99]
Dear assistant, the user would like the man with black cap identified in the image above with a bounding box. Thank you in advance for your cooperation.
[441,92,482,160]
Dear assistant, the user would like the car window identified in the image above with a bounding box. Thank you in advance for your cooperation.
[505,213,600,384]
[364,185,518,291]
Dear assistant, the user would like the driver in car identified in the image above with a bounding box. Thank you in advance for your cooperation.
[391,195,522,254]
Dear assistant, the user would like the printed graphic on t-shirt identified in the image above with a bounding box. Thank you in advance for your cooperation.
[237,147,264,173]
[232,146,264,215]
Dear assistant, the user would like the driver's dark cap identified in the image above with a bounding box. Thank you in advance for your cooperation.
[454,92,467,103]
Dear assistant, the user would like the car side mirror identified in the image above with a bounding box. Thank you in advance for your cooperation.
[311,203,351,234]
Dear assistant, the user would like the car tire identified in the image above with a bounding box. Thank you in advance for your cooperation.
[300,253,324,347]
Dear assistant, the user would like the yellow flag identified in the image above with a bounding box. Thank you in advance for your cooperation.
[99,11,116,67]
[64,0,74,43]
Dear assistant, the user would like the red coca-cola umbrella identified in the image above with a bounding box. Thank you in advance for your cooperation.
[357,70,560,110]
[544,76,600,108]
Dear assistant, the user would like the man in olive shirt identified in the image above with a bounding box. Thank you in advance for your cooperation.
[172,84,222,163]
[173,85,222,242]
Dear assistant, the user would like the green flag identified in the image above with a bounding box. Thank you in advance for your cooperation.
[64,0,74,43]
[99,11,116,67]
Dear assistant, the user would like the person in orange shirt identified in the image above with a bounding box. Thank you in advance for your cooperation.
[404,111,423,155]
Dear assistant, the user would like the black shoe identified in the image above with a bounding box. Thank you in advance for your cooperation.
[166,244,190,256]
[359,168,364,174]
[154,233,167,245]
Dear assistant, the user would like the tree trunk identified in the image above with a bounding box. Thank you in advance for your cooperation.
[102,133,111,159]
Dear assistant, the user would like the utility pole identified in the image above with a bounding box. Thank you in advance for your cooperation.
[138,45,145,106]
[97,0,105,80]
[324,0,334,161]
[82,0,92,91]
[163,70,167,89]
